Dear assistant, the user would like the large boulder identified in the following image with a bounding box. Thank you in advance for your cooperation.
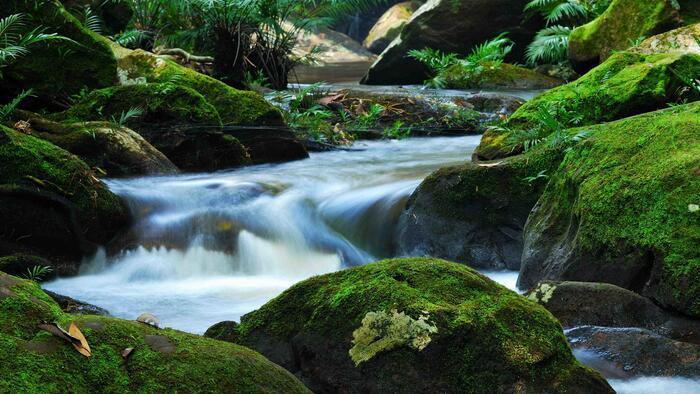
[0,126,129,274]
[568,0,681,72]
[363,1,419,54]
[518,103,700,318]
[567,326,700,378]
[361,0,541,85]
[1,0,117,105]
[527,281,700,344]
[16,111,177,177]
[475,51,700,161]
[398,148,562,270]
[0,272,310,392]
[219,258,613,393]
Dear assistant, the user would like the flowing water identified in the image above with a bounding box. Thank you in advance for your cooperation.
[45,135,499,333]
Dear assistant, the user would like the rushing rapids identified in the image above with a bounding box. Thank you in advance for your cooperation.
[44,135,519,333]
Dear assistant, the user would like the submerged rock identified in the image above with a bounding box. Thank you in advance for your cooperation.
[361,0,541,85]
[528,281,700,344]
[567,326,700,378]
[214,258,612,393]
[16,111,177,177]
[363,1,419,54]
[0,272,310,392]
[0,125,129,274]
[568,0,682,72]
[518,103,700,318]
[475,51,700,160]
[398,148,562,270]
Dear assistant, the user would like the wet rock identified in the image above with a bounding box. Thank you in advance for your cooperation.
[0,272,310,392]
[219,258,613,393]
[567,326,700,377]
[43,290,110,316]
[363,2,419,54]
[291,25,376,65]
[398,148,562,270]
[527,281,700,344]
[0,125,130,274]
[518,103,700,318]
[16,111,178,177]
[362,0,542,85]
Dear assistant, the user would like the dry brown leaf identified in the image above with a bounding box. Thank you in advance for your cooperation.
[68,322,92,357]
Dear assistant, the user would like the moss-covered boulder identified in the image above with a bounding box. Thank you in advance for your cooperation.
[398,147,563,270]
[112,47,283,126]
[61,83,255,171]
[0,272,310,392]
[1,0,117,104]
[568,0,681,71]
[475,51,700,160]
[0,254,57,281]
[16,111,177,177]
[518,103,700,317]
[0,126,129,273]
[441,62,563,90]
[219,258,612,393]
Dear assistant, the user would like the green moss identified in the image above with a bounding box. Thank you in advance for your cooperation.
[441,62,562,90]
[0,125,127,228]
[527,102,700,316]
[237,257,608,392]
[113,48,283,125]
[1,0,117,100]
[63,83,221,127]
[475,51,700,160]
[0,272,309,392]
[569,0,678,67]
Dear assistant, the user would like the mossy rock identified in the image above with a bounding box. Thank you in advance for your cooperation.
[631,23,700,55]
[568,0,681,71]
[475,51,700,160]
[518,102,700,318]
[0,254,57,281]
[225,258,612,393]
[398,146,563,270]
[112,47,284,126]
[0,0,117,105]
[0,272,310,393]
[441,62,563,90]
[61,83,254,171]
[17,111,177,177]
[0,125,129,271]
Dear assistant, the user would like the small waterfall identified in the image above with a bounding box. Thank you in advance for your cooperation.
[45,136,482,333]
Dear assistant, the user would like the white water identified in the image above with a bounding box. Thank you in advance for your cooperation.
[45,136,504,333]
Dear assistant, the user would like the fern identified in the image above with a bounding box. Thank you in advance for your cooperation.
[526,25,572,65]
[80,6,104,34]
[0,14,68,68]
[0,89,33,121]
[111,106,145,126]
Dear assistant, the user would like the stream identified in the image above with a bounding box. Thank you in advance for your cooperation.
[42,95,698,393]
[45,135,514,333]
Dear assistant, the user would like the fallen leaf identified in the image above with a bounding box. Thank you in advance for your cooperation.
[68,322,92,357]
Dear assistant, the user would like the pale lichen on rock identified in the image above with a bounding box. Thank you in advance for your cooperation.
[349,309,437,366]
